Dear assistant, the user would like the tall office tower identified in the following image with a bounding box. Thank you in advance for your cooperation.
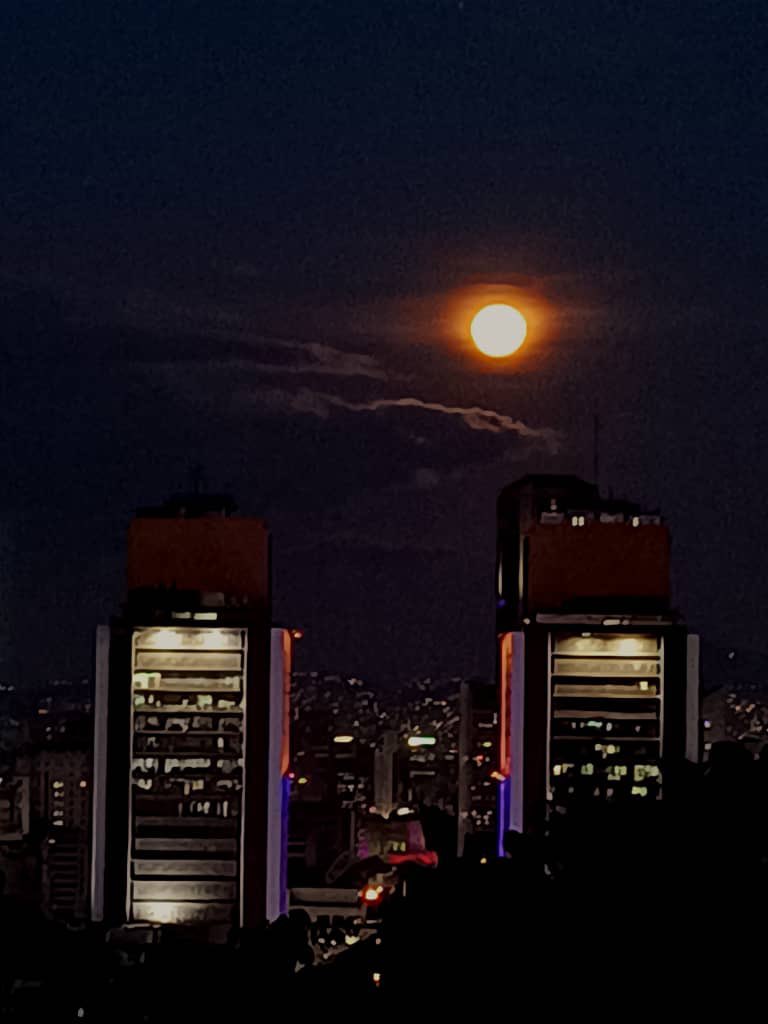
[496,476,699,838]
[90,495,291,934]
[457,680,498,858]
[33,746,90,919]
[373,731,400,820]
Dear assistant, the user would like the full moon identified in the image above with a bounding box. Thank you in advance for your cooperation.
[470,303,527,358]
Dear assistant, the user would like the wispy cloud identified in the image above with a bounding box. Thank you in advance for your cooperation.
[247,340,387,380]
[286,388,558,448]
[114,292,389,380]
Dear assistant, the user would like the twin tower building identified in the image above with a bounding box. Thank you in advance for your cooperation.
[89,476,699,934]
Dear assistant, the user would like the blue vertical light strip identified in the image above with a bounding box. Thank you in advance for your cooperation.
[497,777,510,856]
[280,775,290,915]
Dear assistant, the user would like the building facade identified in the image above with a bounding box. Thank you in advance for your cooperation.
[33,746,90,918]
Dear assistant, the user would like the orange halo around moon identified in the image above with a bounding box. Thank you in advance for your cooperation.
[470,303,528,358]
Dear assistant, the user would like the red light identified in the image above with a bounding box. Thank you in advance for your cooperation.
[361,884,384,905]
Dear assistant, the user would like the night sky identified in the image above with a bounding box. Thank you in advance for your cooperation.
[2,2,767,686]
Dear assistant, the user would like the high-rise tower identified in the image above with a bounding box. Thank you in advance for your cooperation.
[496,476,699,838]
[90,494,290,935]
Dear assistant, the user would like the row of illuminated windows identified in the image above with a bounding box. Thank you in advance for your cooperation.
[135,735,242,753]
[134,628,243,651]
[553,513,657,527]
[553,724,659,741]
[553,762,661,782]
[133,797,239,817]
[133,778,241,794]
[134,694,241,711]
[132,757,242,772]
[133,714,242,734]
[553,634,659,657]
[553,783,656,798]
[133,673,243,693]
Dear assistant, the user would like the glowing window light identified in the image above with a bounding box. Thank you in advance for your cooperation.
[407,736,436,748]
[147,629,177,648]
[615,637,650,656]
[201,630,226,649]
[631,785,648,796]
[333,735,354,744]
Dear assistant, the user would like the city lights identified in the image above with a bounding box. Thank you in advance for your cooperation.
[407,735,436,748]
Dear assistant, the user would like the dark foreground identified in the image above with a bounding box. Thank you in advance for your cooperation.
[2,745,767,1018]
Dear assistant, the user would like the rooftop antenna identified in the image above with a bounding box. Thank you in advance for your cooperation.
[189,462,207,495]
[592,410,600,487]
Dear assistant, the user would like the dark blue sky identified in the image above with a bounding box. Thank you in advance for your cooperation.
[2,1,767,685]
